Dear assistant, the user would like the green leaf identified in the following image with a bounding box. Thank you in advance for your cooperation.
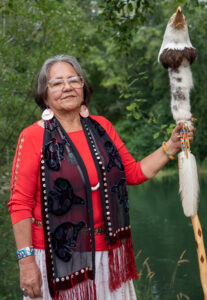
[153,132,160,139]
[128,3,133,12]
[126,103,137,111]
[134,112,141,120]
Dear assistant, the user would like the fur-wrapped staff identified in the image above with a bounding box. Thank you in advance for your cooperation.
[158,6,207,299]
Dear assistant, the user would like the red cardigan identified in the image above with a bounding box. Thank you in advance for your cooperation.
[8,116,147,250]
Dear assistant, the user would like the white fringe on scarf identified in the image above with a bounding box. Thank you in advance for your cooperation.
[23,249,137,300]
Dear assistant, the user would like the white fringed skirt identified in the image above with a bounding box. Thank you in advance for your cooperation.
[24,249,137,300]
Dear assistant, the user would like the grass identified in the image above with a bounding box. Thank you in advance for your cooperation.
[170,250,189,289]
[134,250,190,300]
[134,250,156,300]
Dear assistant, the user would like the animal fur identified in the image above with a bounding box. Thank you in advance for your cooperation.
[178,151,199,217]
[159,48,197,69]
[158,8,197,126]
[158,7,199,217]
[158,8,197,64]
[169,58,193,125]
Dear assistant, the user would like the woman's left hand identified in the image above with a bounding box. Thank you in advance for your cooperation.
[166,119,196,156]
[140,119,196,179]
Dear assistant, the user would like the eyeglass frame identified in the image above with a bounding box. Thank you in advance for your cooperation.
[47,75,84,90]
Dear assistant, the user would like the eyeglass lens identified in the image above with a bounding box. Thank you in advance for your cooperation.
[49,76,83,89]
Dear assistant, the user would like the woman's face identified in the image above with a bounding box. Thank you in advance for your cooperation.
[45,62,84,115]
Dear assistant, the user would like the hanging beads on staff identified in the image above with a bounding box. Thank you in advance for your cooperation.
[180,126,190,158]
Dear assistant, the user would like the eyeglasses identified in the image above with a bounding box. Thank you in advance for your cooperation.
[48,76,84,90]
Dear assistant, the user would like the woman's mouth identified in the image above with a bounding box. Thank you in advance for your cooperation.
[61,95,76,100]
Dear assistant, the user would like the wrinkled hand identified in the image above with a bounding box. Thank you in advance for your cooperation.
[19,256,42,298]
[166,119,196,156]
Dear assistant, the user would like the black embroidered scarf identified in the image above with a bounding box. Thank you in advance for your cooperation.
[41,116,137,299]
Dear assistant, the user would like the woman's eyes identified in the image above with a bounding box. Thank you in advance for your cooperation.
[70,78,79,83]
[53,81,62,86]
[50,77,81,87]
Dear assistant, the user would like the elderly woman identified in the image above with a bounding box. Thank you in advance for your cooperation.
[8,55,195,300]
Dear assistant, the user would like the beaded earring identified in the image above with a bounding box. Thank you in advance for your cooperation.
[41,108,54,121]
[80,105,89,118]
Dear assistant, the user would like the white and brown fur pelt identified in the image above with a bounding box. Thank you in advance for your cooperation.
[158,7,199,217]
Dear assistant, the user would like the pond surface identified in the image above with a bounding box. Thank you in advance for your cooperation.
[130,175,207,299]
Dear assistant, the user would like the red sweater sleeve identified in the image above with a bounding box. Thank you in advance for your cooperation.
[8,124,43,224]
[90,116,148,185]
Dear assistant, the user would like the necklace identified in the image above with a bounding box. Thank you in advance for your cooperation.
[91,182,100,191]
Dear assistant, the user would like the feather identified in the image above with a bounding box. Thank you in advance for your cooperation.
[178,151,199,217]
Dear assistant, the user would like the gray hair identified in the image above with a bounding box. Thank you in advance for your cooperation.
[35,54,92,110]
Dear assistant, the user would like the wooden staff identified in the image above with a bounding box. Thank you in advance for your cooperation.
[179,127,207,299]
[191,215,207,299]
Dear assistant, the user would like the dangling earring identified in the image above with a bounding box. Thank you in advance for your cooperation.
[80,105,89,118]
[41,108,54,121]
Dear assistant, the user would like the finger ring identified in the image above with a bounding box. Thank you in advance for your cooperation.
[23,291,28,297]
[21,288,28,297]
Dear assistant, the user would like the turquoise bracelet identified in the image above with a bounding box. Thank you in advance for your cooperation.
[16,246,35,260]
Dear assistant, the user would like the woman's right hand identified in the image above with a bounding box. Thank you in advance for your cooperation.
[19,255,43,298]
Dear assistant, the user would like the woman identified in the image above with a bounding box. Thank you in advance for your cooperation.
[8,55,195,300]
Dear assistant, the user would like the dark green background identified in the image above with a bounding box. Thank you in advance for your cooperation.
[1,0,207,165]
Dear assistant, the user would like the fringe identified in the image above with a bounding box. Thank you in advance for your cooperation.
[108,236,138,291]
[54,279,97,300]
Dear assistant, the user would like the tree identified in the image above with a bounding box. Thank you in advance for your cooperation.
[0,0,207,164]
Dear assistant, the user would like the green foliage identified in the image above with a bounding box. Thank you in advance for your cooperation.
[0,0,207,164]
[1,3,207,298]
[97,1,207,161]
[0,166,21,300]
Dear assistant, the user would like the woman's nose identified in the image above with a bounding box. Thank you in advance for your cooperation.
[62,80,73,90]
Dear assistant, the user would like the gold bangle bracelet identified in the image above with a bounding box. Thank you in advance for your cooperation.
[162,142,175,160]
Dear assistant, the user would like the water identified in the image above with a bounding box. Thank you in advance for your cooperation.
[129,175,207,299]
